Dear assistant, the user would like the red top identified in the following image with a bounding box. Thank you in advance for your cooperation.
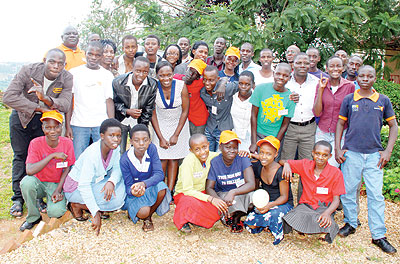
[174,74,209,126]
[26,136,75,183]
[288,159,346,209]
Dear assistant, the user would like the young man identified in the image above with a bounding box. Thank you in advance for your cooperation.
[20,111,75,231]
[335,65,398,254]
[144,34,164,78]
[346,55,363,89]
[239,43,261,74]
[206,130,255,233]
[306,48,329,79]
[253,48,275,86]
[177,37,192,64]
[57,26,86,71]
[281,140,346,244]
[249,63,295,154]
[285,45,300,70]
[206,37,226,71]
[219,46,240,82]
[113,56,158,154]
[88,33,101,43]
[3,48,73,218]
[335,49,348,77]
[173,134,227,233]
[66,41,115,159]
[114,35,143,75]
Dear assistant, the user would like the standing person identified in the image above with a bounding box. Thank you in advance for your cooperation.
[3,48,73,218]
[306,48,329,79]
[206,130,256,233]
[177,37,192,64]
[113,56,158,154]
[346,55,363,89]
[249,63,295,154]
[100,39,119,77]
[174,41,209,75]
[219,46,240,83]
[335,65,398,254]
[144,34,164,78]
[206,37,227,71]
[253,48,275,86]
[57,26,86,71]
[120,124,172,232]
[151,61,190,191]
[285,45,300,70]
[335,49,348,77]
[20,111,75,231]
[88,33,101,43]
[114,35,143,75]
[239,43,261,74]
[66,41,115,159]
[313,56,355,167]
[162,44,182,71]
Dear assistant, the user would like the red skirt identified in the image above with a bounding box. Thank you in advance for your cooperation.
[173,192,220,230]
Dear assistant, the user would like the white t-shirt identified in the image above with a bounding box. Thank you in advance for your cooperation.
[70,65,114,127]
[121,75,148,127]
[231,92,252,151]
[252,69,274,87]
[331,85,339,94]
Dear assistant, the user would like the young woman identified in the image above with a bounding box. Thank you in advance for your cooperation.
[253,48,275,86]
[100,39,119,77]
[219,46,240,83]
[162,44,182,71]
[120,124,172,232]
[174,41,209,74]
[243,136,293,245]
[151,61,190,192]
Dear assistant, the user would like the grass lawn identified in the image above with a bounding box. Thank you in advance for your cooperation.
[0,107,13,220]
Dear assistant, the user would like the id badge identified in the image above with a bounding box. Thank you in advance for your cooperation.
[236,178,245,188]
[95,175,105,184]
[56,161,68,168]
[316,187,328,194]
[278,109,288,116]
[212,106,218,115]
[193,171,203,178]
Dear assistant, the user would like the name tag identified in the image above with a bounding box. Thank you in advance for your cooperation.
[212,106,218,115]
[56,162,68,168]
[95,175,105,184]
[278,109,288,116]
[193,171,203,178]
[316,187,328,194]
[236,178,245,188]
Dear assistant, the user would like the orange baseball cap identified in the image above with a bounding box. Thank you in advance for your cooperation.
[256,136,280,151]
[188,59,208,75]
[225,46,240,60]
[219,130,241,145]
[40,110,63,124]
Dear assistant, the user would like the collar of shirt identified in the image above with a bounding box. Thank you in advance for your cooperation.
[353,88,379,102]
[59,44,82,53]
[209,55,225,66]
[127,74,148,92]
[239,60,260,71]
[127,147,150,173]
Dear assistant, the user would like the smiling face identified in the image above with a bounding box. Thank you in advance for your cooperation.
[130,131,151,157]
[238,75,253,96]
[42,119,62,142]
[203,69,219,92]
[132,60,150,86]
[44,51,66,80]
[102,44,115,66]
[258,143,278,167]
[240,43,254,63]
[144,37,159,56]
[312,144,331,168]
[335,50,348,65]
[273,65,291,90]
[123,38,138,59]
[357,66,376,91]
[259,50,274,68]
[165,46,180,65]
[190,136,210,164]
[157,65,174,88]
[86,46,103,69]
[220,140,239,164]
[306,49,320,70]
[225,55,239,71]
[327,57,344,80]
[285,45,300,63]
[61,26,79,49]
[193,45,209,61]
[101,127,122,150]
[293,55,310,78]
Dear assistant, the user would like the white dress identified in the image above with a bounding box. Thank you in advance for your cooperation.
[152,79,190,159]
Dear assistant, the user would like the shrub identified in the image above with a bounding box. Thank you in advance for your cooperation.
[381,126,400,170]
[382,167,400,203]
[374,79,400,122]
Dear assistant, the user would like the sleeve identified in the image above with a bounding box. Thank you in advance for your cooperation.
[179,156,210,202]
[65,139,76,167]
[138,80,157,126]
[26,139,41,164]
[287,159,305,176]
[383,96,396,122]
[331,169,346,196]
[241,156,252,170]
[120,154,135,196]
[108,149,123,186]
[143,144,164,188]
[249,85,260,107]
[338,95,350,121]
[252,161,262,180]
[104,73,114,100]
[226,82,239,97]
[50,72,73,113]
[207,160,218,181]
[286,98,296,118]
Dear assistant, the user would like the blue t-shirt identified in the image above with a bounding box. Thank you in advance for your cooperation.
[207,154,252,192]
[219,70,239,83]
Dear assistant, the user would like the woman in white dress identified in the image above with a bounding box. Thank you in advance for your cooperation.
[151,61,190,191]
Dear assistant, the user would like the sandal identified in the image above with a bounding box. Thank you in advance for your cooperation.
[37,198,47,213]
[221,216,233,227]
[10,201,23,218]
[318,233,332,244]
[231,223,243,233]
[67,203,88,222]
[142,219,154,232]
[100,212,110,219]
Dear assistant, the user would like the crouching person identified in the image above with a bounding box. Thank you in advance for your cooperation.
[64,118,126,235]
[20,111,75,231]
[280,140,345,243]
[120,124,172,232]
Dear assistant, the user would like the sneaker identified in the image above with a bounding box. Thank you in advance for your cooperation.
[180,223,192,233]
[372,237,397,254]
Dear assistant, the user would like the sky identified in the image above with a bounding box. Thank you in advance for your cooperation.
[0,0,93,63]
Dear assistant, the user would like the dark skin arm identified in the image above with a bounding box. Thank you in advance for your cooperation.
[378,119,398,169]
[26,152,67,176]
[92,212,102,236]
[52,166,70,203]
[65,95,74,139]
[28,78,54,108]
[250,105,259,153]
[258,180,289,214]
[317,195,340,228]
[335,119,347,164]
[279,160,293,182]
[106,98,115,118]
[313,76,329,116]
[205,179,229,217]
[223,166,256,205]
[276,117,291,141]
[169,84,189,146]
[101,181,115,201]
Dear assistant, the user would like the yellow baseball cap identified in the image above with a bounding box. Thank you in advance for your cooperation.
[225,46,240,60]
[219,130,241,145]
[257,136,280,151]
[40,110,63,124]
[188,59,208,75]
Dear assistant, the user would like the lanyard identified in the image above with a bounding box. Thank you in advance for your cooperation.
[158,80,176,109]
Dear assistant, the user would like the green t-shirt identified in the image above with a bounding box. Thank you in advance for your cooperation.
[249,82,295,137]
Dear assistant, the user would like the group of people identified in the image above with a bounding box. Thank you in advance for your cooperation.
[2,25,398,254]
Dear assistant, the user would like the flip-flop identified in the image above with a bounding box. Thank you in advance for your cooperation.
[10,202,23,218]
[67,203,88,222]
[142,219,154,232]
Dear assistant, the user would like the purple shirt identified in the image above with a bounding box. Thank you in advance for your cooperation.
[313,78,355,133]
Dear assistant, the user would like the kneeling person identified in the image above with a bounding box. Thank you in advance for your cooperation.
[120,124,172,232]
[20,111,75,231]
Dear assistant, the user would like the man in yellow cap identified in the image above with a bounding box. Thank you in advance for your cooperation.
[19,110,75,231]
[206,130,255,233]
[219,46,240,82]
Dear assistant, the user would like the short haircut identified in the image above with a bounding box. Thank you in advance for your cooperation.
[275,62,292,73]
[314,140,332,153]
[260,48,273,54]
[203,65,219,75]
[239,70,255,83]
[241,42,254,52]
[130,124,150,138]
[348,55,363,63]
[189,133,208,148]
[87,40,104,52]
[101,39,117,53]
[358,65,376,76]
[132,56,150,68]
[306,47,320,56]
[293,52,308,62]
[100,118,122,134]
[162,44,183,65]
[335,49,347,56]
[122,35,137,46]
[326,55,343,67]
[191,41,209,58]
[155,60,173,74]
[46,48,66,60]
[145,34,161,46]
[178,37,190,45]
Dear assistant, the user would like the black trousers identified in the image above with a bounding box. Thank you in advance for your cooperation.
[9,110,44,204]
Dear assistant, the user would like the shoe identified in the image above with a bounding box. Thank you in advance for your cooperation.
[372,237,397,254]
[338,223,356,237]
[180,223,192,233]
[20,216,42,231]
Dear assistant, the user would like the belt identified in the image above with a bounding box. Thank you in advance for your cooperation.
[290,117,315,126]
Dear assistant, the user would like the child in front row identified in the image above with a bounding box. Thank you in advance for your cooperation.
[280,140,346,244]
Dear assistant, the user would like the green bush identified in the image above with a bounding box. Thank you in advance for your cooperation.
[382,167,400,203]
[381,126,400,170]
[374,79,400,122]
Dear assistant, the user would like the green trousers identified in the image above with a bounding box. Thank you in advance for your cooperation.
[20,176,67,223]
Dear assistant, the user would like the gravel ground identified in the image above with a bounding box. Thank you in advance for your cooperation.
[0,193,399,264]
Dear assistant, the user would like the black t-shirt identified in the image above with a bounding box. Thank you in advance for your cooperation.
[253,161,294,206]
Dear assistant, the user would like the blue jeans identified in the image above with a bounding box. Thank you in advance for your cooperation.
[71,125,100,160]
[341,150,386,239]
[204,127,221,152]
